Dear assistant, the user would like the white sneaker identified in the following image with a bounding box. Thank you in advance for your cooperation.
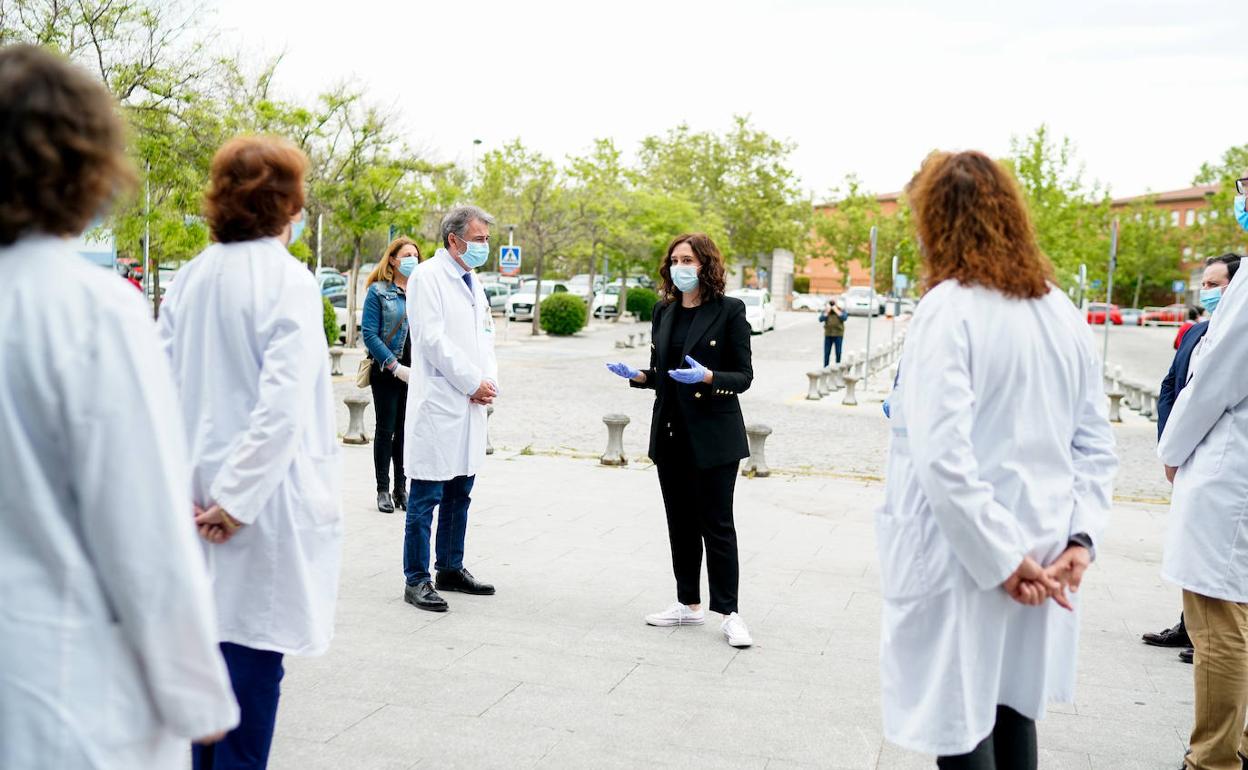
[644,603,705,627]
[721,612,753,647]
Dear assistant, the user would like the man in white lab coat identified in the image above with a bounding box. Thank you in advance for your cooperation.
[1159,229,1248,766]
[0,44,239,769]
[402,205,500,611]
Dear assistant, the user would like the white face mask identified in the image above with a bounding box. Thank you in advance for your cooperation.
[671,265,699,292]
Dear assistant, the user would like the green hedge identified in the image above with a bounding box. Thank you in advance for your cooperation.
[322,296,339,346]
[540,292,587,335]
[793,275,811,294]
[625,287,659,321]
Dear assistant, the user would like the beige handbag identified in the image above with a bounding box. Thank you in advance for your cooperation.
[356,316,406,388]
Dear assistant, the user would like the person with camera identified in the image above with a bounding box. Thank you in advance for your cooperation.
[820,297,849,366]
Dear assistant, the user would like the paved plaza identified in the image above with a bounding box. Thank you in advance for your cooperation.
[299,312,1192,768]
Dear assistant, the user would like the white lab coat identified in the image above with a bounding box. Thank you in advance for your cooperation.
[1159,274,1248,603]
[404,248,499,481]
[0,236,238,769]
[877,281,1117,756]
[159,237,342,656]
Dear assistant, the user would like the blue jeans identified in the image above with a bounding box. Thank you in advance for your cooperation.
[823,335,843,367]
[191,643,284,770]
[403,475,475,585]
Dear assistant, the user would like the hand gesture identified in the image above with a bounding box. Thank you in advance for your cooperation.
[194,504,244,544]
[1042,545,1091,611]
[471,379,497,404]
[606,362,642,381]
[667,355,710,385]
[1002,556,1062,607]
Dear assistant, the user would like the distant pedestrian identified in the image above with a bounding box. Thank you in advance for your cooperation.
[606,232,756,648]
[1174,305,1202,349]
[160,135,344,770]
[0,44,238,768]
[820,297,848,366]
[400,205,499,612]
[879,150,1116,768]
[363,236,421,513]
[1159,245,1248,769]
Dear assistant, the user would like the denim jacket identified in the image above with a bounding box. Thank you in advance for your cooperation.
[361,280,408,369]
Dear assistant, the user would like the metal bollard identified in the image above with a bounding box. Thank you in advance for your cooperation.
[741,424,773,478]
[806,371,822,401]
[601,414,630,466]
[842,374,860,406]
[1108,392,1124,423]
[342,394,370,445]
[329,346,345,377]
[486,405,495,455]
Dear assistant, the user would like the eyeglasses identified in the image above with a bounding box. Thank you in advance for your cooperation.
[1236,177,1248,195]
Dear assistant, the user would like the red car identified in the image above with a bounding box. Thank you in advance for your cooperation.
[1142,304,1188,326]
[1086,302,1123,325]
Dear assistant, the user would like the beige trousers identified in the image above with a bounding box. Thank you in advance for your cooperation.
[1184,590,1248,770]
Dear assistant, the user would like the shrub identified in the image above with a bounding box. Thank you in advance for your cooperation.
[793,275,811,294]
[322,296,339,346]
[540,292,587,335]
[625,287,659,321]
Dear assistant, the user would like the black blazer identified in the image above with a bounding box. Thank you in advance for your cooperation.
[630,295,753,468]
[1157,320,1208,439]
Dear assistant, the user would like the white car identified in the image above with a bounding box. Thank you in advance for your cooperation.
[326,290,362,344]
[791,293,828,311]
[729,289,776,334]
[592,285,622,318]
[481,282,512,314]
[842,286,886,317]
[505,280,569,321]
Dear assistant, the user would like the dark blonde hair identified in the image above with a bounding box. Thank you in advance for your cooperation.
[659,233,728,302]
[907,150,1053,300]
[367,236,421,286]
[0,45,135,245]
[203,135,307,243]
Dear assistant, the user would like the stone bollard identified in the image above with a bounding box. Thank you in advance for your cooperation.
[817,367,832,397]
[639,332,648,345]
[1145,390,1160,422]
[842,373,860,406]
[1111,365,1124,395]
[1139,389,1154,419]
[1108,392,1124,423]
[600,414,630,466]
[342,394,370,445]
[626,333,636,349]
[329,346,345,377]
[615,340,627,349]
[831,363,845,391]
[741,424,773,478]
[486,405,495,455]
[806,371,823,400]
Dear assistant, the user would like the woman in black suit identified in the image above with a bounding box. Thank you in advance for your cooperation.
[606,233,754,648]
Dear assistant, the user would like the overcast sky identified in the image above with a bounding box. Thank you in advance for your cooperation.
[210,0,1247,202]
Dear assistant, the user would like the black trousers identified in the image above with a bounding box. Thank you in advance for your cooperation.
[936,705,1037,769]
[654,415,741,615]
[369,362,407,492]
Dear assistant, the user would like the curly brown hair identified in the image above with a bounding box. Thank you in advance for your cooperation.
[907,150,1053,300]
[367,236,421,286]
[659,233,727,302]
[0,45,135,246]
[203,135,307,244]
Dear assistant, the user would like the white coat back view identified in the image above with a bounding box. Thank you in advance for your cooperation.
[158,237,343,655]
[878,281,1117,756]
[0,237,239,768]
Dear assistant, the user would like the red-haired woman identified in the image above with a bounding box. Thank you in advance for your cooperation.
[878,151,1116,768]
[606,233,755,648]
[159,135,344,769]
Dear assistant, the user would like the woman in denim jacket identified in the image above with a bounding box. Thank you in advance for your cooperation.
[362,236,421,513]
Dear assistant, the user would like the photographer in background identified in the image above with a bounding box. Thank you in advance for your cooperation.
[820,297,849,366]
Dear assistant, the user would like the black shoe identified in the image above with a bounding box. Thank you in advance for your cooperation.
[435,567,495,596]
[1143,620,1190,648]
[392,488,407,511]
[377,491,395,513]
[1179,647,1193,664]
[404,581,448,612]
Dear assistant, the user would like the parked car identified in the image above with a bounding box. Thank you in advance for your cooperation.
[318,272,347,295]
[728,288,776,334]
[564,275,595,299]
[325,289,362,343]
[791,293,828,312]
[505,280,569,321]
[842,286,885,317]
[1086,302,1123,325]
[1119,307,1145,326]
[592,285,622,318]
[1142,304,1187,326]
[481,282,512,313]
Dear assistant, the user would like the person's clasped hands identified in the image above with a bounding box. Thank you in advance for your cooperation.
[1003,544,1092,612]
[470,379,497,406]
[194,503,245,544]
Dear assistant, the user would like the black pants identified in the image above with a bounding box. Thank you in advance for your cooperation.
[936,705,1037,769]
[369,362,407,492]
[654,416,741,615]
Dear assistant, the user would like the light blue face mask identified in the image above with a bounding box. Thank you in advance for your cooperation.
[671,265,699,293]
[1235,195,1248,232]
[398,256,418,277]
[1200,286,1223,314]
[456,235,490,269]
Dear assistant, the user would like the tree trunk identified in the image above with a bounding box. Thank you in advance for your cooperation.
[530,250,544,336]
[346,241,362,347]
[1132,273,1143,309]
[585,244,598,329]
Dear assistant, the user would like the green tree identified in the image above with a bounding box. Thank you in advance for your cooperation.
[1115,197,1184,308]
[567,139,631,319]
[1191,143,1248,258]
[811,175,880,290]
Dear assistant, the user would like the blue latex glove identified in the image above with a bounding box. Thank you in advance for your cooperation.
[606,362,640,380]
[668,355,709,384]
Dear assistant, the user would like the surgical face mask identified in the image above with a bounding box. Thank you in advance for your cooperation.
[670,265,700,293]
[287,213,306,245]
[1235,195,1248,232]
[1200,286,1223,314]
[398,256,418,277]
[455,235,490,269]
